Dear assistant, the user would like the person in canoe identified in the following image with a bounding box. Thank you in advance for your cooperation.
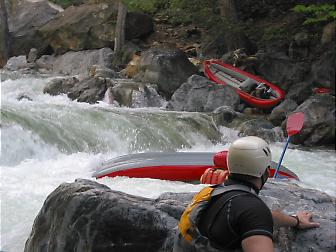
[240,79,276,99]
[173,136,320,252]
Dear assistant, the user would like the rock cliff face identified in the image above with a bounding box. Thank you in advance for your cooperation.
[6,0,62,56]
[24,179,335,252]
[38,3,153,55]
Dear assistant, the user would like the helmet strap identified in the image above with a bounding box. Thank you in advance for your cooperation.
[260,168,270,190]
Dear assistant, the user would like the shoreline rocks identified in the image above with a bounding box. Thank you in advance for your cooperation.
[24,179,336,252]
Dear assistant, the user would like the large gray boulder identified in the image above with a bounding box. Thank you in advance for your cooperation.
[285,82,313,105]
[38,3,153,55]
[52,48,114,76]
[43,77,80,96]
[24,179,335,252]
[134,47,199,98]
[288,94,335,146]
[237,118,284,143]
[67,77,112,104]
[6,0,62,56]
[3,55,29,71]
[310,46,335,92]
[168,74,240,112]
[255,52,311,92]
[269,99,298,126]
[110,79,165,108]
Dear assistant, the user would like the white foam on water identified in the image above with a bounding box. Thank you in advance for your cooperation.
[1,74,335,252]
[270,144,336,197]
[1,153,95,251]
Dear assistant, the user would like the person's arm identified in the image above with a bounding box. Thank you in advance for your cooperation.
[271,210,320,229]
[242,235,274,252]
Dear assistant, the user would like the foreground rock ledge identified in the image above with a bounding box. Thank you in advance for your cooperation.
[24,179,335,252]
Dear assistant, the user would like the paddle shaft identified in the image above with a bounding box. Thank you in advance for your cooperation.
[274,136,291,178]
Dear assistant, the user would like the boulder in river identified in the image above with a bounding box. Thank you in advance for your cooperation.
[133,47,199,98]
[67,77,112,104]
[168,74,240,112]
[3,55,29,71]
[237,118,284,143]
[111,79,165,108]
[43,77,80,96]
[24,179,335,252]
[52,47,114,76]
[269,99,298,126]
[288,94,335,146]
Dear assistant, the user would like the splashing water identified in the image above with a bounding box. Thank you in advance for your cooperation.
[1,74,335,251]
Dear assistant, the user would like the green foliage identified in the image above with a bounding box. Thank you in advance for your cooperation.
[168,0,219,26]
[49,0,76,8]
[262,26,287,41]
[123,0,220,26]
[292,4,336,25]
[123,0,167,13]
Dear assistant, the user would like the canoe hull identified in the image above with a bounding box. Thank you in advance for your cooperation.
[93,152,298,182]
[204,60,285,109]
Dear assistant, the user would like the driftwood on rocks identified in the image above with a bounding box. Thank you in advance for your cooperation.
[24,179,335,252]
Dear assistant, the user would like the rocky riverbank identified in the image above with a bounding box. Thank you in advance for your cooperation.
[1,0,334,147]
[24,179,336,252]
[1,1,335,251]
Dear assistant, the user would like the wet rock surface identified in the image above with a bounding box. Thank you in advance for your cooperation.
[24,179,335,252]
[168,75,240,112]
[288,94,335,146]
[133,47,199,98]
[6,0,62,56]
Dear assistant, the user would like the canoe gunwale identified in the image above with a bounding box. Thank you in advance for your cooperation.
[204,60,285,109]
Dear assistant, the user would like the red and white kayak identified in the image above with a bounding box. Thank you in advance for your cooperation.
[93,151,299,182]
[204,59,285,109]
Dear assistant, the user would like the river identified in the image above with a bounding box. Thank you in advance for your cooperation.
[1,74,335,252]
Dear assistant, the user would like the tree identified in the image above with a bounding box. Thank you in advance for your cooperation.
[218,0,238,22]
[114,0,127,53]
[0,0,10,67]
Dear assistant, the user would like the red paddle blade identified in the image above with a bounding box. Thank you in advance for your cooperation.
[286,112,305,136]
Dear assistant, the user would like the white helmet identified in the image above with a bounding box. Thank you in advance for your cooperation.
[227,136,271,177]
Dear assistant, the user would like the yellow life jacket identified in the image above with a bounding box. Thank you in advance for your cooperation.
[178,184,257,244]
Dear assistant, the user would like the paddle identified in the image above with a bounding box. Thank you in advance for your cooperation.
[274,112,304,178]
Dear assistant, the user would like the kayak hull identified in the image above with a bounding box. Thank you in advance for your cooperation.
[93,152,298,182]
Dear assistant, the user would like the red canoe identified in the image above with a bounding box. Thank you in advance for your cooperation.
[204,59,285,109]
[93,151,298,182]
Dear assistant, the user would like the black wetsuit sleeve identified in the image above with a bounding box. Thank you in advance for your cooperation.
[232,194,274,240]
